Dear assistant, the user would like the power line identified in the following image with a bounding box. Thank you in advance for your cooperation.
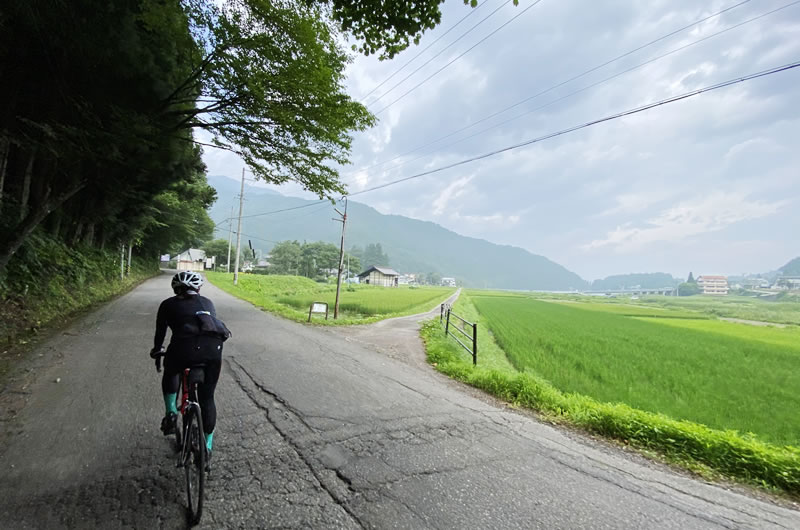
[344,0,757,180]
[366,0,512,107]
[347,60,800,197]
[418,0,800,159]
[373,0,545,115]
[359,0,491,103]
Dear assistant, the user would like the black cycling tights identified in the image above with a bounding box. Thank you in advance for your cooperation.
[162,359,221,435]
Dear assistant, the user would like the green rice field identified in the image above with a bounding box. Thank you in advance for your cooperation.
[207,272,454,324]
[469,294,800,445]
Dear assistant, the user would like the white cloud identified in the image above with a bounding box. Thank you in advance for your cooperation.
[584,192,788,252]
[432,175,473,215]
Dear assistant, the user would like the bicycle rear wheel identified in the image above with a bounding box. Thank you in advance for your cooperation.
[183,405,205,525]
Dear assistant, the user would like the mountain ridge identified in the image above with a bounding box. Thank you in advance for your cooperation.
[207,175,587,290]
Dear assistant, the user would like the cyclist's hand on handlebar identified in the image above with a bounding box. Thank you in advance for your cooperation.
[150,347,165,372]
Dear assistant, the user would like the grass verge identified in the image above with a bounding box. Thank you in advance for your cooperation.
[206,271,455,325]
[422,315,800,497]
[0,234,159,379]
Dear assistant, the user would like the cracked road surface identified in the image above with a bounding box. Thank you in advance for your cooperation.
[1,275,798,529]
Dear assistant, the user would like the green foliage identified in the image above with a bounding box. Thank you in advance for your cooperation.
[678,282,701,296]
[206,271,453,324]
[173,0,375,198]
[687,272,696,283]
[268,240,355,279]
[0,233,158,352]
[323,0,490,59]
[420,319,800,495]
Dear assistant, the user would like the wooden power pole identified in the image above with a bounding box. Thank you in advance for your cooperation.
[233,168,245,285]
[333,197,348,319]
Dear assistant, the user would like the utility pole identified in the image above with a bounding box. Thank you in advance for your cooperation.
[333,197,348,319]
[233,168,245,285]
[226,205,234,273]
[120,244,125,281]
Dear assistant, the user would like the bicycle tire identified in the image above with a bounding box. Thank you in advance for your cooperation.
[184,404,205,525]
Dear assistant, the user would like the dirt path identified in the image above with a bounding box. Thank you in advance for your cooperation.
[719,317,789,328]
[327,289,461,372]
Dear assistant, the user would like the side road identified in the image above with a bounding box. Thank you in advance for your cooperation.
[1,274,797,528]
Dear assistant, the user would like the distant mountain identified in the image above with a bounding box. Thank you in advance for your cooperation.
[591,273,679,291]
[207,175,587,290]
[779,257,800,276]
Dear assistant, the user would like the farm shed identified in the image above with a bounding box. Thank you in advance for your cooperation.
[175,248,207,272]
[358,266,400,287]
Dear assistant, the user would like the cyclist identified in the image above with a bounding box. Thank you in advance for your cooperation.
[150,271,222,460]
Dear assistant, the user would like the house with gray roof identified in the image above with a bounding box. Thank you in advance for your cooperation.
[358,266,400,287]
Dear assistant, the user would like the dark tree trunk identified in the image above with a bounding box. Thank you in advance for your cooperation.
[0,181,86,274]
[83,222,95,246]
[0,138,8,214]
[19,150,35,222]
[71,221,84,246]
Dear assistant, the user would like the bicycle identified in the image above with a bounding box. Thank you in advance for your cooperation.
[156,354,208,526]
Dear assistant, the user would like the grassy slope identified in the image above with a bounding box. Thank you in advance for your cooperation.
[1,236,159,378]
[206,272,455,325]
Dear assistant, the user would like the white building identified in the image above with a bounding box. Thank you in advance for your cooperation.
[441,277,457,287]
[175,248,207,272]
[697,275,729,295]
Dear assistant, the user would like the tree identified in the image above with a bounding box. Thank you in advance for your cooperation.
[269,241,303,274]
[678,282,701,296]
[426,271,441,286]
[321,0,485,59]
[165,0,375,198]
[687,272,696,283]
[362,243,389,267]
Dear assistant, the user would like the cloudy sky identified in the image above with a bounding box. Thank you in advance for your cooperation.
[203,0,800,281]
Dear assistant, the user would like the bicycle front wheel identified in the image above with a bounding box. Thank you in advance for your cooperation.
[183,405,205,525]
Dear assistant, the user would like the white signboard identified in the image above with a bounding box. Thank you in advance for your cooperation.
[308,302,329,321]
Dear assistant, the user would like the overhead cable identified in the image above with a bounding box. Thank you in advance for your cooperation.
[348,60,800,197]
[359,0,491,103]
[350,0,800,178]
[373,0,544,115]
[350,0,756,176]
[365,0,512,106]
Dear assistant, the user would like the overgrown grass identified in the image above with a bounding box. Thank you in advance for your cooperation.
[469,295,800,445]
[0,233,158,376]
[421,319,800,496]
[206,272,455,325]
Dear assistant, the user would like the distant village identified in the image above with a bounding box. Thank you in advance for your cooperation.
[166,249,459,288]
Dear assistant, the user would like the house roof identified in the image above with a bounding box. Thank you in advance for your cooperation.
[358,265,399,277]
[176,248,206,262]
[698,275,727,280]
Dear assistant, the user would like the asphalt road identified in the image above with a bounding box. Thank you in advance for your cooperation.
[1,273,798,529]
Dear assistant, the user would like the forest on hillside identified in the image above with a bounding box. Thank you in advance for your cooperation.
[0,0,455,281]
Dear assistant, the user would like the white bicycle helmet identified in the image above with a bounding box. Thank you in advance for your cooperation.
[172,271,203,293]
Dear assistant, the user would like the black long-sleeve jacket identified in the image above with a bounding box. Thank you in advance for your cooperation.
[153,293,217,351]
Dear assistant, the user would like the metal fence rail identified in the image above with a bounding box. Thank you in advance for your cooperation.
[440,303,477,365]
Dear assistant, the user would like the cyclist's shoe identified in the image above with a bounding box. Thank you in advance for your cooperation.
[160,413,177,436]
[205,450,212,472]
